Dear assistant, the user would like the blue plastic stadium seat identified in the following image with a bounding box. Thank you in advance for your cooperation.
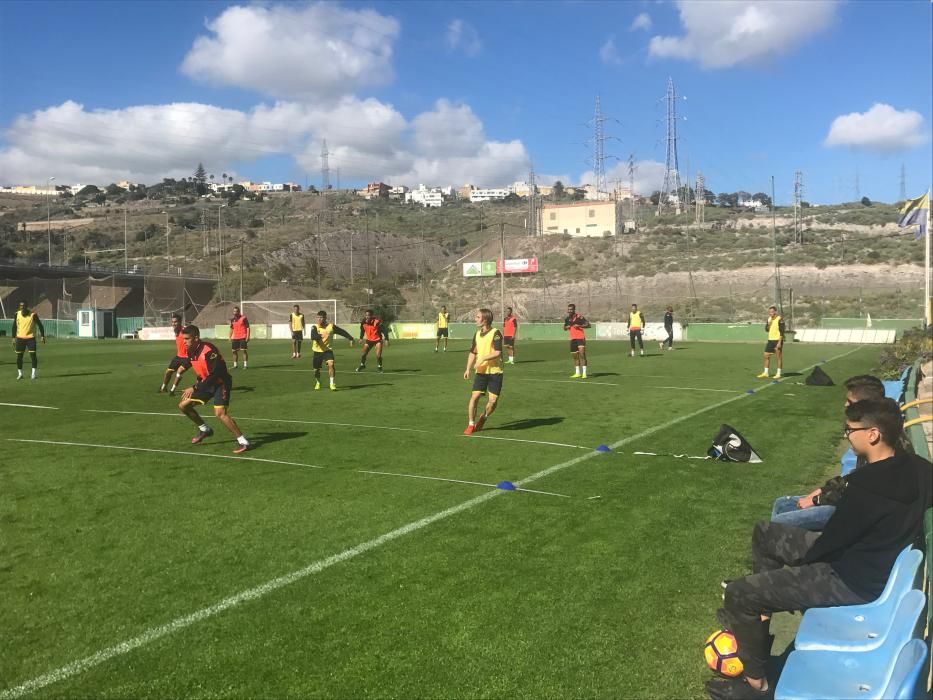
[883,380,903,402]
[881,639,928,700]
[840,448,858,476]
[774,589,926,700]
[898,366,911,385]
[794,546,922,651]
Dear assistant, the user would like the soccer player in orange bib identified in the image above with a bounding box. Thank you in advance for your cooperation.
[564,303,591,379]
[229,305,250,369]
[160,313,191,394]
[356,309,389,373]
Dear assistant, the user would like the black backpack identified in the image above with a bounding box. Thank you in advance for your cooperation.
[708,424,763,463]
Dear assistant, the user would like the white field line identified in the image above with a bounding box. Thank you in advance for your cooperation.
[645,386,741,393]
[0,345,865,699]
[358,469,570,498]
[0,403,59,410]
[84,409,431,434]
[466,434,590,450]
[7,440,570,499]
[515,378,621,386]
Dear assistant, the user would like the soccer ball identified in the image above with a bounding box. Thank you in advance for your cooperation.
[704,629,743,678]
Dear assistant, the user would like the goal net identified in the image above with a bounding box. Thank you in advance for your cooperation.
[240,299,338,339]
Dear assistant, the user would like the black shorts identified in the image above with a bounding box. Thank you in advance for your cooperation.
[437,328,449,338]
[14,338,37,353]
[168,355,192,371]
[312,350,335,369]
[191,377,232,407]
[504,336,514,348]
[291,331,303,341]
[765,340,781,353]
[231,339,248,350]
[472,372,503,396]
[364,339,382,349]
[570,339,585,352]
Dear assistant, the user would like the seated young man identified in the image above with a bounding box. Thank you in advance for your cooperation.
[710,398,932,700]
[770,375,915,531]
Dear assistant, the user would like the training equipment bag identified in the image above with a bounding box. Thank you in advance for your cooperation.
[708,424,762,463]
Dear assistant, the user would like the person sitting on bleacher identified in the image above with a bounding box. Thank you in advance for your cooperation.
[770,375,916,532]
[709,398,932,700]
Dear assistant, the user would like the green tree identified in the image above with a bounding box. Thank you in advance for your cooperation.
[552,181,565,201]
[752,192,772,208]
[860,196,872,207]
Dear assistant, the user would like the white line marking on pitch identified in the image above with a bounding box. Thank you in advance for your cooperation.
[0,345,865,699]
[357,469,570,498]
[645,386,741,393]
[0,402,59,410]
[84,409,431,434]
[515,377,621,386]
[466,434,590,450]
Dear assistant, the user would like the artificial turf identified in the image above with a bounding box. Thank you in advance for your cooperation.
[1,337,879,698]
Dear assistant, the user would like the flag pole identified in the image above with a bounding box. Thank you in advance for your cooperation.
[925,188,932,327]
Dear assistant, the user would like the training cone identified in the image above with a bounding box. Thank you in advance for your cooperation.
[596,444,612,453]
[771,380,780,384]
[746,389,755,394]
[497,480,516,491]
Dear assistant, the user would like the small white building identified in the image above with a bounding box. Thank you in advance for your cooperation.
[407,185,444,207]
[470,187,509,203]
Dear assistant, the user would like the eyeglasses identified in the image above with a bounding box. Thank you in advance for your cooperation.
[843,426,872,437]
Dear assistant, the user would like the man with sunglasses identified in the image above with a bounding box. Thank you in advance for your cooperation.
[709,398,931,700]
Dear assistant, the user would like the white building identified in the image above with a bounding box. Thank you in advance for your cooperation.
[407,184,444,207]
[470,187,510,203]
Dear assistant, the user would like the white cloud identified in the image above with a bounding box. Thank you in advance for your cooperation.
[630,13,652,31]
[649,0,838,68]
[599,37,622,66]
[824,103,929,152]
[181,3,400,99]
[446,19,482,57]
[0,98,530,189]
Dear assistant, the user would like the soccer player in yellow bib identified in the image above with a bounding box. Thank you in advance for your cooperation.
[757,305,786,379]
[435,305,450,352]
[290,305,306,359]
[309,310,354,391]
[463,308,503,435]
[12,301,46,380]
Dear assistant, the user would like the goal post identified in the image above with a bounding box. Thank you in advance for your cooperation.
[240,299,338,339]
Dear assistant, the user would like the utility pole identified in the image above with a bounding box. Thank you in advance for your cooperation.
[320,139,330,224]
[899,164,907,202]
[628,154,636,226]
[591,95,608,200]
[528,167,537,235]
[854,169,861,202]
[694,172,705,225]
[499,222,506,322]
[658,78,683,216]
[165,212,171,274]
[239,241,244,308]
[793,170,804,244]
[124,207,128,271]
[770,175,782,310]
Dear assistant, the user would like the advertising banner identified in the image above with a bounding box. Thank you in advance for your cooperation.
[496,258,539,274]
[462,262,498,277]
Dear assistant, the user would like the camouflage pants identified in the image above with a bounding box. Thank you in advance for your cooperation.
[722,521,868,679]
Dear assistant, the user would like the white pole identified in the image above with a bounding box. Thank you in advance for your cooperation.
[124,207,128,271]
[46,176,55,265]
[925,188,931,326]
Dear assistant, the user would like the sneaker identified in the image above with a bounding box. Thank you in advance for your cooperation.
[169,389,176,396]
[571,373,581,378]
[159,387,167,393]
[756,372,770,379]
[474,414,487,432]
[377,366,383,373]
[17,375,24,380]
[660,342,664,351]
[355,366,364,373]
[629,350,635,357]
[463,424,475,435]
[329,384,337,391]
[668,346,674,351]
[314,380,321,390]
[434,348,438,353]
[191,427,214,445]
[640,350,645,356]
[581,373,587,379]
[775,373,782,379]
[232,442,251,454]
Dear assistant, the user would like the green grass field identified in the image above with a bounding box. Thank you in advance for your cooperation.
[2,337,880,698]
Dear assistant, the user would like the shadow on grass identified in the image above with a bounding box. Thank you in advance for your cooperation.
[511,359,546,364]
[232,385,255,392]
[247,431,308,448]
[334,383,393,391]
[55,371,113,378]
[493,416,565,431]
[587,372,619,378]
[383,368,422,373]
[780,371,804,377]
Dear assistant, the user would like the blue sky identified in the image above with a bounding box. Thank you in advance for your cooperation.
[0,0,930,204]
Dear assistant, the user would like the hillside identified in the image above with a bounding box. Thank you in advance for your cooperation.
[0,192,923,324]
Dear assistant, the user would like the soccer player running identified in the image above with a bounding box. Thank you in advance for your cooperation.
[627,303,646,357]
[564,303,590,379]
[435,305,450,352]
[503,306,518,364]
[356,309,389,373]
[160,313,191,394]
[309,310,354,391]
[177,324,251,454]
[290,305,306,359]
[757,305,785,379]
[661,306,674,351]
[463,308,503,435]
[12,301,45,380]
